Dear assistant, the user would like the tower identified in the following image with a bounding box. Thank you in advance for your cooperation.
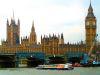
[29,21,37,45]
[85,1,96,48]
[59,33,64,44]
[7,18,20,46]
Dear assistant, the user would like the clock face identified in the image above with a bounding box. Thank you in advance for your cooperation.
[86,22,89,25]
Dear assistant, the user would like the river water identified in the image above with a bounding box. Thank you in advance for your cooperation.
[0,67,99,75]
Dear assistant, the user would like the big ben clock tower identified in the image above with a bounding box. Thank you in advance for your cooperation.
[85,1,97,52]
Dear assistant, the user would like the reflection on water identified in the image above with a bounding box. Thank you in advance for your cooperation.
[0,67,100,75]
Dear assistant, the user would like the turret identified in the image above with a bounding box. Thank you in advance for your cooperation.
[29,20,37,45]
[59,33,64,44]
[61,33,64,39]
[17,19,20,25]
[7,19,9,26]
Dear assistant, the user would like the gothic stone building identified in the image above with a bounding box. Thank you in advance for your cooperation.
[0,3,99,56]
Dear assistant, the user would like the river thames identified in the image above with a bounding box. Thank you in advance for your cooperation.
[0,67,99,75]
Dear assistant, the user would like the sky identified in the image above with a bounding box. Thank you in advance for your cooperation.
[0,0,100,44]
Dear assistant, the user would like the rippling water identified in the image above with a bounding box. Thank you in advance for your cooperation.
[0,67,100,75]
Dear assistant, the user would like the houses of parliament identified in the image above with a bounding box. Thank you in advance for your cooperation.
[0,2,99,56]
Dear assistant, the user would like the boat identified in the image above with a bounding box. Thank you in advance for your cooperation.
[72,63,82,67]
[36,63,74,70]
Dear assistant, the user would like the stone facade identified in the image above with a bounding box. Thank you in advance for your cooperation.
[0,3,99,56]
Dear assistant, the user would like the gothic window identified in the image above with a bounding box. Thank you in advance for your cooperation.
[14,33,19,44]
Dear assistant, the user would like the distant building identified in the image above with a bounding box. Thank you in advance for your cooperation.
[0,2,99,56]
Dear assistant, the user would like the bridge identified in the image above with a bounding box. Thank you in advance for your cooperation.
[0,53,16,68]
[16,52,45,67]
[46,55,66,64]
[65,51,84,63]
[0,52,45,68]
[0,50,86,67]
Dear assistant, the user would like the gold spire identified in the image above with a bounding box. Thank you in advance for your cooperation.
[89,0,93,12]
[86,0,95,18]
[10,9,15,24]
[31,20,35,32]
